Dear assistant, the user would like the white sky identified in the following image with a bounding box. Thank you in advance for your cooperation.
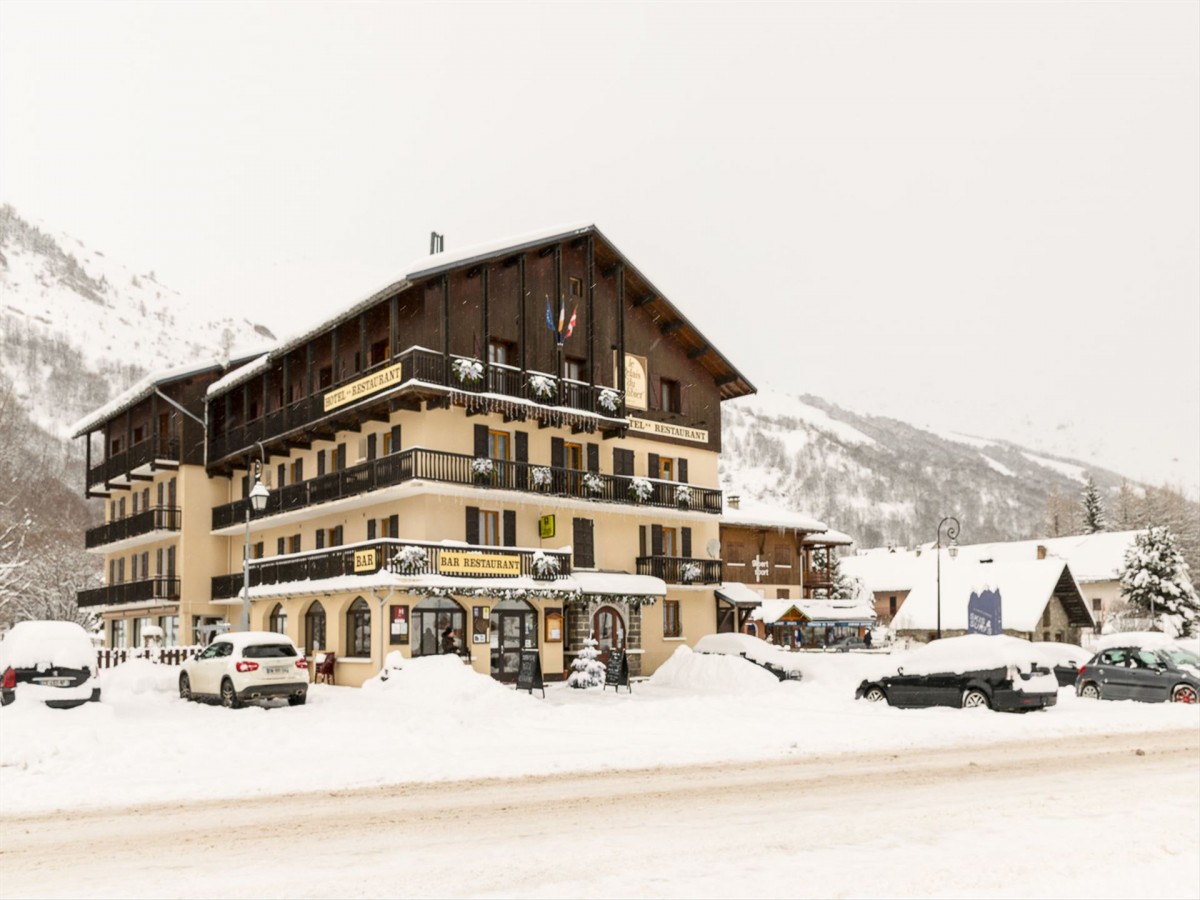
[2,1,1197,493]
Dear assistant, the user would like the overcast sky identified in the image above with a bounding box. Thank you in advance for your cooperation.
[2,1,1197,494]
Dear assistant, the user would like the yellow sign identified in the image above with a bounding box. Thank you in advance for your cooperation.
[539,515,556,539]
[621,353,648,410]
[439,551,521,577]
[353,549,377,573]
[323,362,404,412]
[627,417,709,444]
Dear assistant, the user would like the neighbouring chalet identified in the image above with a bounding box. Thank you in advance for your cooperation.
[71,224,761,684]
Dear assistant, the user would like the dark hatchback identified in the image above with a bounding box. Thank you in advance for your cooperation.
[1075,643,1200,704]
[0,621,101,709]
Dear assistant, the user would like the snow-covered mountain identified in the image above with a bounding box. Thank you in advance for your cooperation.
[0,204,274,442]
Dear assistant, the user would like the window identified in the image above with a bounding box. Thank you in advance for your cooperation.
[488,340,514,366]
[488,429,511,460]
[347,597,371,657]
[777,589,790,600]
[288,534,301,554]
[727,542,745,565]
[252,542,265,560]
[568,276,583,297]
[305,601,327,653]
[889,595,898,616]
[662,527,679,557]
[132,493,140,515]
[657,456,674,481]
[160,615,179,647]
[291,459,304,483]
[111,437,123,456]
[564,442,583,471]
[370,339,388,365]
[133,425,146,444]
[663,600,681,638]
[269,603,288,636]
[318,366,333,389]
[480,510,501,547]
[130,554,139,581]
[111,618,127,649]
[1092,598,1102,612]
[660,378,681,413]
[774,546,792,568]
[1043,631,1051,642]
[564,357,585,382]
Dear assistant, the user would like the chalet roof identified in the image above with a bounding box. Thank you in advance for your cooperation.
[206,223,756,402]
[69,356,256,438]
[720,503,827,534]
[802,529,855,547]
[750,598,876,624]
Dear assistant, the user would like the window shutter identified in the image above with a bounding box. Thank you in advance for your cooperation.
[167,547,176,579]
[389,514,399,537]
[648,453,660,479]
[587,443,599,472]
[367,433,377,461]
[639,525,647,557]
[682,527,692,558]
[390,424,401,454]
[333,525,343,546]
[277,537,285,555]
[551,437,564,469]
[156,548,163,576]
[157,482,164,506]
[367,519,376,540]
[650,375,662,410]
[474,424,489,457]
[503,510,517,547]
[515,431,529,490]
[277,463,286,489]
[651,524,663,556]
[317,450,326,477]
[573,518,595,568]
[680,383,690,415]
[678,458,688,483]
[241,475,249,496]
[337,443,347,471]
[614,447,634,476]
[316,529,325,550]
[466,507,480,545]
[294,458,303,481]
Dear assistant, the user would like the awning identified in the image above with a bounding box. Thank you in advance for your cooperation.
[715,582,767,607]
[573,572,667,597]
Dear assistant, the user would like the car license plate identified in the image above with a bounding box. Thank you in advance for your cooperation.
[36,677,72,687]
[267,666,287,675]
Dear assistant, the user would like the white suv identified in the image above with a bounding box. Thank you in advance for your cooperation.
[180,632,308,708]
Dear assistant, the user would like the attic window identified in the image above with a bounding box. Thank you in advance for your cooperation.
[660,378,681,413]
[569,276,583,297]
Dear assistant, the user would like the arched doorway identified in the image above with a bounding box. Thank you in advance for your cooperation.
[489,598,537,682]
[592,605,626,664]
[412,595,466,657]
[304,601,326,654]
[269,603,288,636]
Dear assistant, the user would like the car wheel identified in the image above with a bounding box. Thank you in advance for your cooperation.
[220,678,241,709]
[864,686,887,703]
[288,694,307,707]
[179,673,192,702]
[1171,684,1198,704]
[962,689,989,709]
[1079,682,1101,700]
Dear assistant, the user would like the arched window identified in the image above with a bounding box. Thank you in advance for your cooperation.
[346,597,371,657]
[305,601,327,653]
[412,595,465,657]
[269,603,288,636]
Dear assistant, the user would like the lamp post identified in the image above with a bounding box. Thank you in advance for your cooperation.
[241,462,270,632]
[935,516,960,640]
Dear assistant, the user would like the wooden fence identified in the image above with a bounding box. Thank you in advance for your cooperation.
[96,646,200,669]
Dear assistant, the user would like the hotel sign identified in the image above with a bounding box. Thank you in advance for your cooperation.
[439,551,522,577]
[353,549,378,573]
[627,417,709,444]
[621,353,648,411]
[323,362,404,412]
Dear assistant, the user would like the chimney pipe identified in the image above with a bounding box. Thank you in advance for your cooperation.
[727,494,740,509]
[430,232,444,255]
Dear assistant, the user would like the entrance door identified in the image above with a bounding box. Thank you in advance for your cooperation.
[592,605,625,665]
[490,602,536,681]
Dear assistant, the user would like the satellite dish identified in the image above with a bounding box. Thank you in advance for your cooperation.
[706,538,721,559]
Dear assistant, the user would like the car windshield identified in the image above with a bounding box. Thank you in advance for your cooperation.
[1159,647,1200,668]
[243,643,297,659]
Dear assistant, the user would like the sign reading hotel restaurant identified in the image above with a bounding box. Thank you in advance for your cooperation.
[353,549,377,573]
[439,551,521,577]
[621,353,649,410]
[323,362,404,412]
[627,417,709,444]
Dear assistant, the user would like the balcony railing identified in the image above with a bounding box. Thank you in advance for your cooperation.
[77,577,181,608]
[208,346,626,464]
[88,436,180,487]
[85,506,182,549]
[212,447,723,530]
[211,539,573,601]
[636,556,723,585]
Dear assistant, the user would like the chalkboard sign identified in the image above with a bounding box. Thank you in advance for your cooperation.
[604,650,630,693]
[516,650,544,698]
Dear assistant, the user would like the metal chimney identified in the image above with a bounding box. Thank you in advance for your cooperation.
[430,232,444,255]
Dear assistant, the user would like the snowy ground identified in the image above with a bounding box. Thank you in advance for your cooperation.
[2,648,1197,816]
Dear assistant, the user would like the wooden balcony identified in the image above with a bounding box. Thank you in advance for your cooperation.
[211,447,722,530]
[77,577,181,608]
[87,436,180,487]
[85,507,182,549]
[211,539,574,600]
[636,556,723,585]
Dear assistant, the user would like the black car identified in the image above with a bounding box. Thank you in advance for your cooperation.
[1075,642,1200,703]
[855,635,1058,712]
[0,621,101,709]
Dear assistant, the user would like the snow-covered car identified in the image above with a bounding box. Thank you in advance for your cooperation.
[0,620,101,709]
[693,633,803,681]
[855,634,1058,712]
[825,636,868,653]
[1075,632,1200,703]
[179,632,308,708]
[1027,641,1091,687]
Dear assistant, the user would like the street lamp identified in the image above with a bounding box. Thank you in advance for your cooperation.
[241,461,270,632]
[935,516,960,640]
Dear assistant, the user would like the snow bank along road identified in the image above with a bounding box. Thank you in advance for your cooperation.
[1,729,1196,899]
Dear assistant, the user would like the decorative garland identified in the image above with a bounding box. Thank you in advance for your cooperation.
[398,584,583,602]
[568,593,660,607]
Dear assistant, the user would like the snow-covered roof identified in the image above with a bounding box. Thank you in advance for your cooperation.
[748,598,876,624]
[573,572,667,597]
[889,559,1092,633]
[841,549,927,592]
[226,572,584,602]
[802,529,854,547]
[70,356,257,438]
[716,582,767,606]
[691,633,803,674]
[880,634,1050,677]
[721,503,827,533]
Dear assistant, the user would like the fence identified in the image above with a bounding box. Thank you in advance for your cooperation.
[95,646,200,670]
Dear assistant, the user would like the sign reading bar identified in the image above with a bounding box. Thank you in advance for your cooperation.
[323,362,404,412]
[439,551,521,577]
[620,352,648,411]
[353,549,378,573]
[627,417,709,444]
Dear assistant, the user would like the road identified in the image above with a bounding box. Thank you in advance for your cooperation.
[1,729,1197,899]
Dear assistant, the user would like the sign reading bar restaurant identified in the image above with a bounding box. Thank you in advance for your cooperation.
[627,417,709,444]
[353,549,378,573]
[323,362,404,412]
[439,551,522,577]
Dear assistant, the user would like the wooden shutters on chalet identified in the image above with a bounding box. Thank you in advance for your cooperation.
[639,524,690,558]
[681,527,692,558]
[366,433,377,461]
[465,507,480,545]
[515,431,528,489]
[367,519,376,540]
[678,458,688,483]
[503,510,516,547]
[466,506,515,547]
[573,518,595,569]
[587,442,599,473]
[474,424,489,458]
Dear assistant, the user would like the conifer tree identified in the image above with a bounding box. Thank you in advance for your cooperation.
[1080,475,1106,534]
[568,634,606,688]
[1118,526,1199,637]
